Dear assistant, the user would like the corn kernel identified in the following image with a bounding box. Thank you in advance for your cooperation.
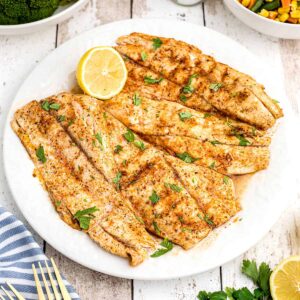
[278,7,290,14]
[291,0,298,10]
[279,13,290,22]
[259,9,269,17]
[274,18,280,21]
[291,10,300,17]
[265,0,273,2]
[242,0,250,6]
[269,11,278,19]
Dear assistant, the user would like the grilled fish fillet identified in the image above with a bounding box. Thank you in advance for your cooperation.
[12,101,155,266]
[116,32,283,129]
[47,93,239,249]
[124,59,214,112]
[103,91,270,147]
[142,135,270,175]
[164,155,238,226]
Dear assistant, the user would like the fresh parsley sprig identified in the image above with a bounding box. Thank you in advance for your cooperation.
[197,260,273,300]
[150,238,173,258]
[74,206,99,230]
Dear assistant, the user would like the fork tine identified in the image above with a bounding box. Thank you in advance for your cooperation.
[32,264,46,300]
[38,262,54,300]
[0,293,5,300]
[45,260,61,300]
[1,286,14,300]
[6,282,25,300]
[51,258,71,300]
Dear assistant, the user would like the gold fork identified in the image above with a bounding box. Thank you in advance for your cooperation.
[0,258,72,300]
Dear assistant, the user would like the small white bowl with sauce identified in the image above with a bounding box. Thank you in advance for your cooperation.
[224,0,300,39]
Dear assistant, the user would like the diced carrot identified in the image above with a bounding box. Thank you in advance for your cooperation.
[248,0,256,8]
[269,11,278,19]
[281,0,291,8]
[287,16,298,23]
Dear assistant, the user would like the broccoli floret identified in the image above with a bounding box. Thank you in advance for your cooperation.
[0,0,61,25]
[29,0,60,9]
[0,10,18,25]
[29,6,58,22]
[1,0,30,19]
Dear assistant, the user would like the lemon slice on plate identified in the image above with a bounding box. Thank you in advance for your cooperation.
[76,46,127,100]
[270,255,300,300]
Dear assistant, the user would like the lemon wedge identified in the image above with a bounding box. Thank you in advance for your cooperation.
[270,255,300,300]
[76,46,127,100]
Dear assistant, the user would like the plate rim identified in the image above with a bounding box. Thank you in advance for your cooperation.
[2,18,296,280]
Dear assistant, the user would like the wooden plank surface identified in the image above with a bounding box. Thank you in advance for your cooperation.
[0,1,299,299]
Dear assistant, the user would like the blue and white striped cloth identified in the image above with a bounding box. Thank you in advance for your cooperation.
[0,207,80,299]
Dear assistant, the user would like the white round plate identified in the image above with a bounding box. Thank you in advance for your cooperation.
[3,19,295,280]
[0,0,88,35]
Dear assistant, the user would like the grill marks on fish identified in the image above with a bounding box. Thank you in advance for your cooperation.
[142,135,270,175]
[46,94,215,249]
[164,155,238,227]
[116,32,283,129]
[103,91,270,146]
[12,101,155,266]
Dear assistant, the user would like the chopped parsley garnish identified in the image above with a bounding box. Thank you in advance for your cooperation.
[209,82,223,92]
[209,161,216,169]
[197,260,272,300]
[223,176,230,185]
[210,140,221,146]
[114,145,123,154]
[198,213,216,227]
[135,215,144,224]
[141,51,148,61]
[182,85,194,94]
[164,183,182,192]
[179,94,187,102]
[149,190,160,204]
[151,238,173,258]
[41,101,60,111]
[152,37,163,50]
[123,129,135,142]
[74,206,99,230]
[113,172,122,190]
[176,152,197,163]
[182,74,198,94]
[68,119,74,126]
[134,140,146,151]
[203,113,212,119]
[153,221,161,235]
[36,145,46,163]
[235,134,251,146]
[272,99,280,104]
[55,201,61,207]
[57,115,65,122]
[178,111,192,121]
[94,132,103,148]
[133,93,141,106]
[144,76,163,84]
[122,159,127,166]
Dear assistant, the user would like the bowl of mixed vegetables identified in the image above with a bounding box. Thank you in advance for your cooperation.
[224,0,300,38]
[0,0,88,35]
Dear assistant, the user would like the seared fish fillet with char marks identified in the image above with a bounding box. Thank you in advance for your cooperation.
[142,135,270,175]
[103,91,270,147]
[48,93,236,249]
[123,156,211,249]
[164,156,238,226]
[116,32,283,129]
[44,93,119,184]
[12,101,155,266]
[124,59,214,112]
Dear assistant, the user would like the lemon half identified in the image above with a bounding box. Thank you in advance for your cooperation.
[76,46,127,100]
[270,255,300,300]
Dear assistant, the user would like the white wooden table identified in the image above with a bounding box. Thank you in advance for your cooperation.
[0,1,299,299]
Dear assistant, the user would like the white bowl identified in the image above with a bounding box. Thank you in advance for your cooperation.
[0,0,88,35]
[224,0,300,39]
